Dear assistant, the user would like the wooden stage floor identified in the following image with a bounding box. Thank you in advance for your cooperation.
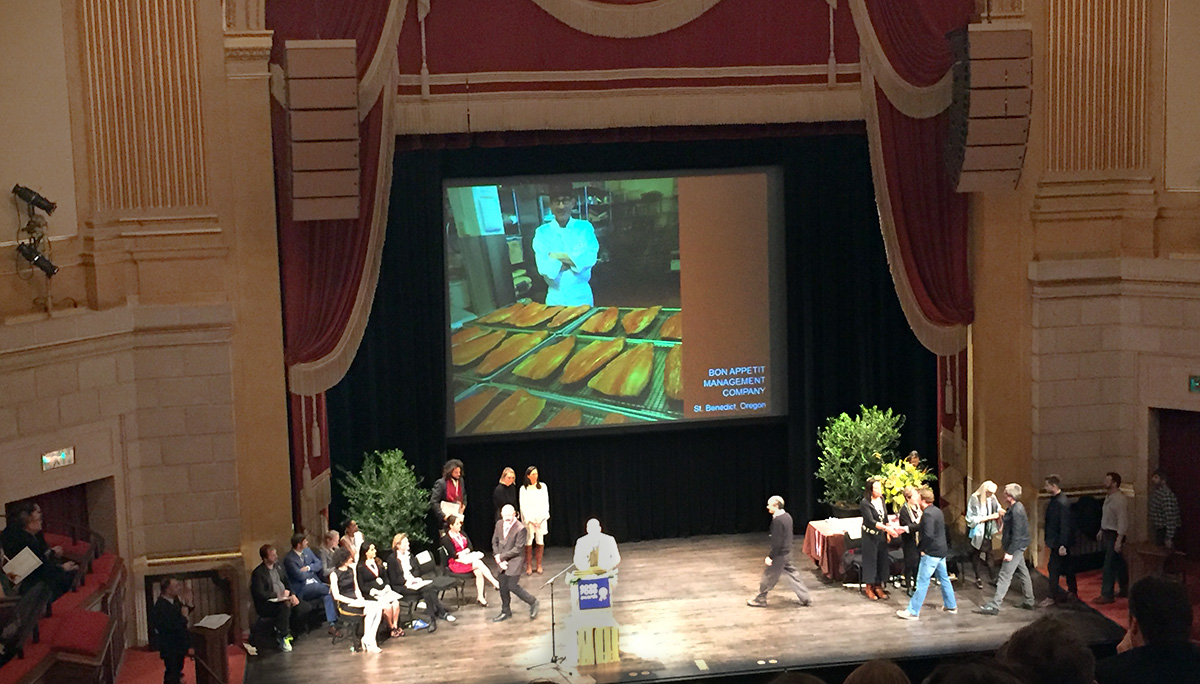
[244,533,1124,684]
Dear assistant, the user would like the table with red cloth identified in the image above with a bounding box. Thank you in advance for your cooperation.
[801,517,862,581]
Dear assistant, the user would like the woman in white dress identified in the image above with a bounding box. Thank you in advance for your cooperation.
[519,466,550,575]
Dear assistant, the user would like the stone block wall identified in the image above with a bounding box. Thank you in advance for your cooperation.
[1030,258,1200,535]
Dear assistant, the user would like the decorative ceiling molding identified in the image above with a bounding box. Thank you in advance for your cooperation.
[526,0,725,38]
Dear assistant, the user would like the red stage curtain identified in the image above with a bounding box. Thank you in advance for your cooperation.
[266,0,393,371]
[861,0,971,87]
[267,0,399,527]
[874,87,972,328]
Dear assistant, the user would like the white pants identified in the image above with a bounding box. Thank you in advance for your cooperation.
[525,519,548,545]
[361,603,383,649]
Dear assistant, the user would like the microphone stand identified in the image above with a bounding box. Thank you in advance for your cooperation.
[527,563,575,677]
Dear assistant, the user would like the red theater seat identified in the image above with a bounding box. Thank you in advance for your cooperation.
[0,643,53,684]
[47,610,110,659]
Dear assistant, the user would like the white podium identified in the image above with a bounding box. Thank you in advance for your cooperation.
[566,570,620,666]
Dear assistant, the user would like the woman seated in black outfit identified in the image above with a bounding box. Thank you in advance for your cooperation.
[386,533,456,628]
[328,547,383,652]
[356,541,404,639]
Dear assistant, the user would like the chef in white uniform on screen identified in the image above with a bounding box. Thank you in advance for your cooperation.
[532,183,599,306]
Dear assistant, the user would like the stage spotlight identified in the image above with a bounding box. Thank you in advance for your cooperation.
[12,185,56,215]
[17,242,58,277]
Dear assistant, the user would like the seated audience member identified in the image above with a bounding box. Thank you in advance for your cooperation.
[844,659,911,684]
[1095,576,1200,684]
[921,659,1026,684]
[386,532,455,628]
[282,532,337,628]
[441,514,500,606]
[0,503,77,599]
[995,615,1094,684]
[355,541,404,639]
[250,544,304,651]
[341,520,364,560]
[329,547,381,653]
[315,530,340,583]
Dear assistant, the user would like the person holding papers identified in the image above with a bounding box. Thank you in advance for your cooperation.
[329,548,380,653]
[430,459,467,528]
[355,542,404,640]
[250,544,302,652]
[386,533,455,630]
[532,184,600,306]
[0,503,76,599]
[441,514,500,606]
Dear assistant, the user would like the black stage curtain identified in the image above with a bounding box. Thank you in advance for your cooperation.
[326,130,936,551]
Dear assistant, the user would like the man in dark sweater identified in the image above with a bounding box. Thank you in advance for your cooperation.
[747,496,811,608]
[1096,576,1200,684]
[148,577,193,684]
[896,487,957,619]
[250,544,302,651]
[977,483,1035,615]
[1039,475,1077,607]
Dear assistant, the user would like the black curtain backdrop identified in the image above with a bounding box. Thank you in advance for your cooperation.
[326,129,937,553]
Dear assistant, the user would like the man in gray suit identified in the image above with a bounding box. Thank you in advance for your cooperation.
[492,504,540,622]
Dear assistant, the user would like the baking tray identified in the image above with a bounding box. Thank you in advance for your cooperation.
[490,335,681,420]
[454,384,658,436]
[452,328,560,384]
[463,301,591,335]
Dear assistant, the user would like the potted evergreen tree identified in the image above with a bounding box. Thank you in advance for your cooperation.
[815,405,905,515]
[340,448,431,545]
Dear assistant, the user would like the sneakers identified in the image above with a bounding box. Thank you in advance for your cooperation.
[411,619,430,630]
[941,607,958,614]
[747,598,768,608]
[1037,597,1057,608]
[974,605,999,616]
[444,614,457,623]
[279,638,293,653]
[895,609,919,620]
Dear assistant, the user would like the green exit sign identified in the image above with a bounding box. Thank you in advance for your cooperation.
[1192,376,1200,393]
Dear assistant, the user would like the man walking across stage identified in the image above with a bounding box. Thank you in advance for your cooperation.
[1039,474,1078,606]
[491,504,540,622]
[896,488,957,619]
[747,495,812,608]
[976,483,1036,615]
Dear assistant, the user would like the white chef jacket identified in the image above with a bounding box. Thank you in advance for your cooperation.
[532,217,599,306]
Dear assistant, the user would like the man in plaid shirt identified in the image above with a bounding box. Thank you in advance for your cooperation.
[1148,470,1181,549]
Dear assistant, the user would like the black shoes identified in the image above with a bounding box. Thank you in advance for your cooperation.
[530,599,540,619]
[492,612,512,622]
[974,605,999,616]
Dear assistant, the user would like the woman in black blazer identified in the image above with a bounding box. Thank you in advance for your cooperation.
[860,478,895,600]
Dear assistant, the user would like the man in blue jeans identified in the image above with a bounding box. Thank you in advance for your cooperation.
[896,488,957,619]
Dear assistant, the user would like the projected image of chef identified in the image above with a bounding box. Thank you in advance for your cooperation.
[532,184,599,306]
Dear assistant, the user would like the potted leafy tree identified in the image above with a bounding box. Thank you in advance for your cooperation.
[815,405,905,515]
[340,448,431,546]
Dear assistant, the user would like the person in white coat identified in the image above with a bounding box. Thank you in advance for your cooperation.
[519,466,550,575]
[532,184,599,306]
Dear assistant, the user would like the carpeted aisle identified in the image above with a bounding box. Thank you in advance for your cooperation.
[116,646,245,684]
